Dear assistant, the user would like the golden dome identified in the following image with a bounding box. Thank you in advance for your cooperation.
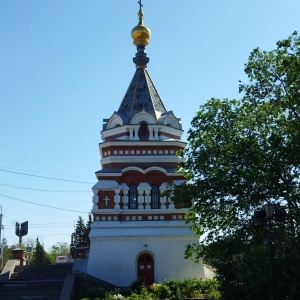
[131,10,151,46]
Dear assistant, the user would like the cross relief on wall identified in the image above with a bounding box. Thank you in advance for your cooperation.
[103,196,110,207]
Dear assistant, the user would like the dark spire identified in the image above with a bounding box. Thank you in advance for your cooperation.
[117,68,166,122]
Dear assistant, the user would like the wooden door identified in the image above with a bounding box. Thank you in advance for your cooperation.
[137,253,154,285]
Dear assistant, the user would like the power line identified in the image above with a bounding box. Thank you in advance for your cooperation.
[4,224,74,229]
[5,222,74,226]
[5,233,73,239]
[0,193,90,214]
[0,183,91,193]
[0,168,94,184]
[0,165,94,181]
[4,222,74,227]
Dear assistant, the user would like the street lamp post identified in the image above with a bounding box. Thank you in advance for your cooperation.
[263,203,275,300]
[254,203,286,300]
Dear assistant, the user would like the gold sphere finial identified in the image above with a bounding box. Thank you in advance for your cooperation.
[131,2,151,46]
[138,10,143,19]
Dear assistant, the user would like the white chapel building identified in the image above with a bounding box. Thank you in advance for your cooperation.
[87,4,205,287]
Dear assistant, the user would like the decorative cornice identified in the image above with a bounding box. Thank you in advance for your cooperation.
[99,140,187,148]
[101,156,183,165]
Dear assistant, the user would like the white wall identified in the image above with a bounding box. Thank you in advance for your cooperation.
[87,221,205,286]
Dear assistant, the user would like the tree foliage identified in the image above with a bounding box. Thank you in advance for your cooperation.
[31,238,51,265]
[50,242,70,256]
[171,32,300,299]
[70,214,92,257]
[48,242,70,263]
[0,239,14,271]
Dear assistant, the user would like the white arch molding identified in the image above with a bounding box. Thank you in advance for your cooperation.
[163,116,180,129]
[121,166,167,174]
[131,111,156,125]
[107,113,124,129]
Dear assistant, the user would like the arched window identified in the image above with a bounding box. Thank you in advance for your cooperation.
[151,184,160,209]
[129,184,138,209]
[138,122,149,140]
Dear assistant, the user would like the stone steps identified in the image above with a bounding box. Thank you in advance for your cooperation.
[0,264,73,300]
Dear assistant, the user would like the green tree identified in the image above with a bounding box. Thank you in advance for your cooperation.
[70,214,92,257]
[0,239,13,270]
[48,242,70,263]
[50,242,70,256]
[31,238,51,265]
[171,32,300,299]
[85,213,92,250]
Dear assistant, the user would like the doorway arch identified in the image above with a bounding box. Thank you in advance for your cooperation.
[137,252,154,285]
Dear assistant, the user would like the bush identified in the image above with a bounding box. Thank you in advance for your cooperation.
[78,277,220,300]
[161,278,181,298]
[150,283,172,299]
[180,277,204,298]
[202,279,221,299]
[125,289,151,300]
[162,277,220,299]
[129,279,145,294]
[104,291,125,300]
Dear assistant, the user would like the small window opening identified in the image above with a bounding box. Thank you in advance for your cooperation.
[138,122,149,140]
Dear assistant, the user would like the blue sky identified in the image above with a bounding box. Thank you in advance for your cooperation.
[1,0,300,251]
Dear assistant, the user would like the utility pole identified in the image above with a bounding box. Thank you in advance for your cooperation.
[0,227,3,270]
[0,205,2,260]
